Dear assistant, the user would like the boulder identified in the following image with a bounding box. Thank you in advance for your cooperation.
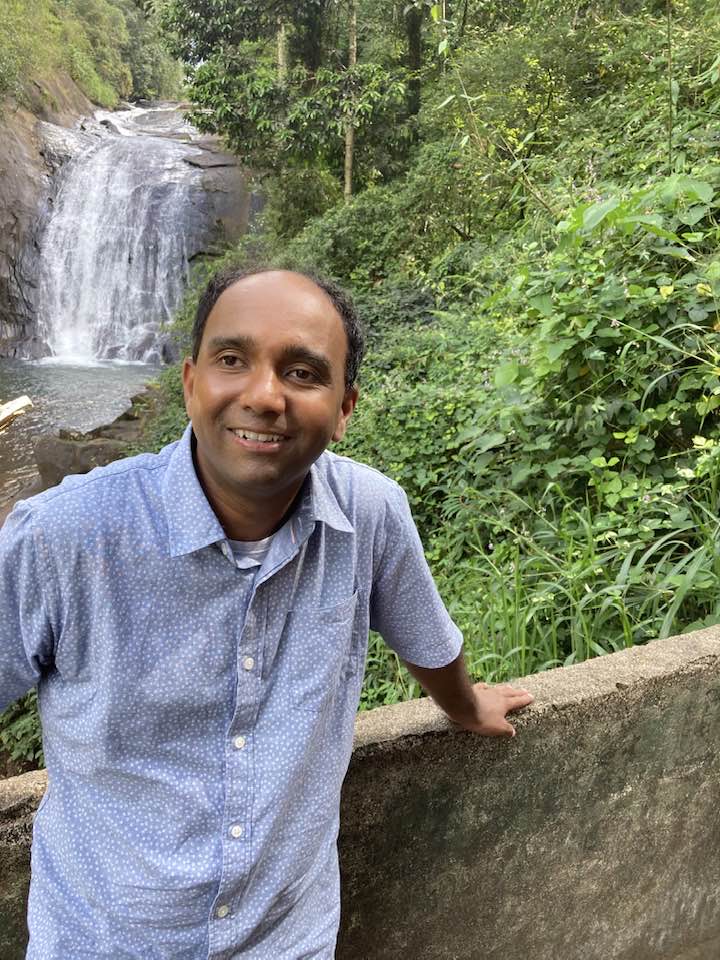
[34,435,129,489]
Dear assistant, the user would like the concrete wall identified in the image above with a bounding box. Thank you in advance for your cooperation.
[3,628,720,959]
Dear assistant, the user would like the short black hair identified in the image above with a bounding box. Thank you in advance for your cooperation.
[191,265,365,389]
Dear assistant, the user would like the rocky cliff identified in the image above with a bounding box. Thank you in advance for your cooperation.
[0,73,93,358]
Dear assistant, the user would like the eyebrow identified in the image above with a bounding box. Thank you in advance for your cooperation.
[207,335,334,383]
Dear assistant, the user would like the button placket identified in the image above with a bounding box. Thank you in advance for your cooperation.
[213,593,258,932]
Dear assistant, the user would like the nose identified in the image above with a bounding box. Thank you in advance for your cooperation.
[240,365,286,417]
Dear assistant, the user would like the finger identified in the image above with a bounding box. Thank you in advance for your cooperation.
[505,691,534,707]
[501,687,533,702]
[481,718,516,738]
[493,684,531,698]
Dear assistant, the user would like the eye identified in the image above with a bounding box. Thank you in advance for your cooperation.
[219,354,242,368]
[288,367,318,383]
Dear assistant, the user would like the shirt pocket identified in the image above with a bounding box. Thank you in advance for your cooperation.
[279,590,360,713]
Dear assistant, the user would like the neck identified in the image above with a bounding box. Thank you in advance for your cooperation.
[191,447,306,541]
[208,486,300,541]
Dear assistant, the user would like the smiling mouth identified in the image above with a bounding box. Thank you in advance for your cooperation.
[229,428,288,443]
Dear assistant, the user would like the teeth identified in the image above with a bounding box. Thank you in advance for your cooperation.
[232,429,284,442]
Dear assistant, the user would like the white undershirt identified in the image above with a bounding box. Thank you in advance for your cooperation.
[226,534,274,570]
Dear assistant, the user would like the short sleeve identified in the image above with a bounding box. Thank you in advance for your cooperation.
[369,486,463,668]
[0,501,57,712]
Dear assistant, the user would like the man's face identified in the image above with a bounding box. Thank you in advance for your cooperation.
[183,271,357,514]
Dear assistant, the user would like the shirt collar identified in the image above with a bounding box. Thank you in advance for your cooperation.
[162,424,353,558]
[292,457,354,542]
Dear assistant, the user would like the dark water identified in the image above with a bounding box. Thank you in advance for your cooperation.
[0,358,156,505]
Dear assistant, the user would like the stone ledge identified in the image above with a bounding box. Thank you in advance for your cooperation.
[352,625,720,751]
[1,628,719,960]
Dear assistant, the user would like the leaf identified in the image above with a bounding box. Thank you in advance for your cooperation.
[495,361,519,387]
[615,215,681,243]
[545,459,569,479]
[545,338,575,362]
[658,176,714,205]
[654,245,695,262]
[678,205,709,226]
[511,462,533,488]
[437,94,456,109]
[581,196,621,232]
[528,293,554,316]
[464,431,507,453]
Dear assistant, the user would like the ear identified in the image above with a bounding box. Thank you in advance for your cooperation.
[332,386,358,443]
[182,357,196,418]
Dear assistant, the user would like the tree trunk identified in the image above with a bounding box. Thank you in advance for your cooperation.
[298,1,325,72]
[459,0,468,38]
[405,3,423,119]
[344,0,357,201]
[277,19,288,83]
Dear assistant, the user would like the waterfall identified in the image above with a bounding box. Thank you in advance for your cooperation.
[36,106,216,365]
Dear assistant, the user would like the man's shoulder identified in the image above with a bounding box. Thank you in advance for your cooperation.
[10,439,180,529]
[315,450,406,514]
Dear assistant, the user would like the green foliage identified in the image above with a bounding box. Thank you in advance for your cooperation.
[0,691,43,766]
[186,53,407,183]
[139,0,720,711]
[0,1,58,101]
[159,0,429,200]
[281,186,407,286]
[8,0,720,762]
[263,167,343,241]
[111,0,183,100]
[0,0,181,108]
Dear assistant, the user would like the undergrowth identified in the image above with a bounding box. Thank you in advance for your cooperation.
[4,1,720,764]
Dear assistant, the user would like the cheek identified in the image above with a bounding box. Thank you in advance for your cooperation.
[190,381,231,419]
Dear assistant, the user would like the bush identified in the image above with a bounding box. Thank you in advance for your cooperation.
[85,0,720,718]
[0,0,182,109]
[0,691,43,767]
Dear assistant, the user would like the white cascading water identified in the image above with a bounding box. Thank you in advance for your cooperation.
[36,105,210,365]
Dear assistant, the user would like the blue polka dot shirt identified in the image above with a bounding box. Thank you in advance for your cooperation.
[0,424,463,959]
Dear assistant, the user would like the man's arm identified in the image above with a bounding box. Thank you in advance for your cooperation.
[404,651,533,737]
[0,501,56,712]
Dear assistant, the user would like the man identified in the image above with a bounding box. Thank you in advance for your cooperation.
[0,267,532,959]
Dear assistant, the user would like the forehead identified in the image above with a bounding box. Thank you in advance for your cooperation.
[205,271,346,353]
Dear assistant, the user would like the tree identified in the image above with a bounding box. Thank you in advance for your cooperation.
[156,0,413,194]
[344,0,357,199]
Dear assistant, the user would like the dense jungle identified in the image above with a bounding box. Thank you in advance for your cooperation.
[1,0,719,765]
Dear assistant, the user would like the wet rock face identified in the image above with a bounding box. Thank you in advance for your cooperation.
[0,111,48,358]
[0,74,94,359]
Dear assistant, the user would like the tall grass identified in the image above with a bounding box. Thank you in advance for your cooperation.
[432,490,720,684]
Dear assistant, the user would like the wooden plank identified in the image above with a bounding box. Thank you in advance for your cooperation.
[0,395,33,432]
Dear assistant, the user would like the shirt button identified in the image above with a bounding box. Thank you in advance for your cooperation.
[216,904,230,919]
[242,656,255,671]
[230,824,244,838]
[233,736,246,750]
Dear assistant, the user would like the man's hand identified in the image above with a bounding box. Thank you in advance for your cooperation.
[404,653,534,738]
[444,682,534,737]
